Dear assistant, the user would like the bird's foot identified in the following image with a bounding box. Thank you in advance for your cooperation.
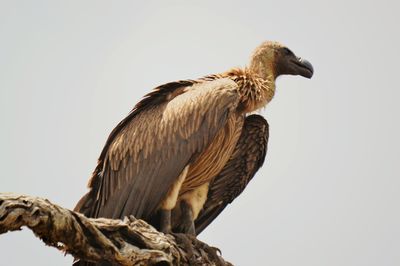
[172,233,224,265]
[172,233,196,263]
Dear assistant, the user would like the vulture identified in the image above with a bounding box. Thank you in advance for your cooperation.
[74,40,313,265]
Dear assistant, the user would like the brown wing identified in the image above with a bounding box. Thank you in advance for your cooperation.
[194,114,269,235]
[74,78,240,222]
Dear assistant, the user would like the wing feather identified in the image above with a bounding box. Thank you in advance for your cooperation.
[195,114,269,234]
[75,78,240,222]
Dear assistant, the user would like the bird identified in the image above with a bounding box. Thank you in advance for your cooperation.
[74,41,313,246]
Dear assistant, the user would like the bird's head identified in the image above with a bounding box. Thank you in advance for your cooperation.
[249,41,314,80]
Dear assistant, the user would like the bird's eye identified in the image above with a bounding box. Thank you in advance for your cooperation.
[283,48,293,56]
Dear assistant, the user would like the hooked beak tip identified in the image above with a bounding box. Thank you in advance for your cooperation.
[299,58,314,78]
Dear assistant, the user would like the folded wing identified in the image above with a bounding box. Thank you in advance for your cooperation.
[74,78,241,222]
[195,114,269,235]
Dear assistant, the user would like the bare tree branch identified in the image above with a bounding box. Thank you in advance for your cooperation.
[0,193,232,266]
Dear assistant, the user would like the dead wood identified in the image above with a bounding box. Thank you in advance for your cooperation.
[0,193,232,266]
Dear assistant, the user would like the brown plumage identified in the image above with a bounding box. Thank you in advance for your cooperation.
[194,114,269,234]
[73,40,313,266]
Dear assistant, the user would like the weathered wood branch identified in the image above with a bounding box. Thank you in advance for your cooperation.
[0,193,231,266]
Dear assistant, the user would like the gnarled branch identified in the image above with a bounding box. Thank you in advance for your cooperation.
[0,193,231,266]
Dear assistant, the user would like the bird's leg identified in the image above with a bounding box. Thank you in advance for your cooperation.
[178,200,196,235]
[176,183,209,235]
[159,166,189,234]
[158,209,172,234]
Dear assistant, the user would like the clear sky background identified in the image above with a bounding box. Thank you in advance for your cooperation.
[0,1,399,265]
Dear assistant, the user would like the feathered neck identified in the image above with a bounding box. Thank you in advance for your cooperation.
[222,68,275,113]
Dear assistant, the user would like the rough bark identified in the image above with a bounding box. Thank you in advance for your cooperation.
[0,193,232,266]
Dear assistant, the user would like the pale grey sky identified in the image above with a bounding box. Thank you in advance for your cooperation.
[0,1,399,265]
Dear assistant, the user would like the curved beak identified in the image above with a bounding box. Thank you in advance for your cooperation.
[293,57,314,79]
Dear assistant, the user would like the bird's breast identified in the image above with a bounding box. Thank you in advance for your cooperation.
[179,114,244,195]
